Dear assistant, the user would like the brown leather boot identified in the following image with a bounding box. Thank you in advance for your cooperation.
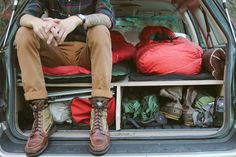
[25,99,55,157]
[89,97,111,155]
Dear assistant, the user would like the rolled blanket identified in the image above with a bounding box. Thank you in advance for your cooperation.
[202,48,226,80]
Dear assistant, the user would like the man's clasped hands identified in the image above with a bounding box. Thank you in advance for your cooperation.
[31,16,82,46]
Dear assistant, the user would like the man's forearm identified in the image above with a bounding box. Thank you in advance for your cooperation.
[20,14,42,28]
[85,13,112,29]
[19,14,59,46]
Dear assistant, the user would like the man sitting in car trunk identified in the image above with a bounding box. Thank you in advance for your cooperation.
[15,0,115,156]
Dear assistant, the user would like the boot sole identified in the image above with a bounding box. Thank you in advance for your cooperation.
[183,114,194,127]
[161,106,182,121]
[26,124,57,157]
[184,121,194,127]
[26,141,48,157]
[89,143,111,155]
[161,111,181,121]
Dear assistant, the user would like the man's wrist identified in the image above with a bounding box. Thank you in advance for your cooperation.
[70,15,83,26]
[30,18,43,28]
[76,14,86,25]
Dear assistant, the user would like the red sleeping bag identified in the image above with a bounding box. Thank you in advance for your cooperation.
[41,31,135,76]
[111,31,136,64]
[136,26,203,75]
[136,26,176,49]
[42,65,91,76]
[70,96,116,125]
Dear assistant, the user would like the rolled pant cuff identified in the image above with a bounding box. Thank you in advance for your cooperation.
[92,89,112,98]
[24,91,48,101]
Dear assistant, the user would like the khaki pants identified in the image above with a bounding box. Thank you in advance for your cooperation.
[15,25,112,101]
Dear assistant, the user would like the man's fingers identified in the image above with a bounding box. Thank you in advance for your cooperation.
[53,18,61,24]
[40,29,48,40]
[45,21,58,33]
[47,33,54,45]
[42,17,53,21]
[50,24,63,42]
[43,18,60,33]
[45,32,58,46]
[59,31,68,44]
[56,28,65,43]
[45,22,55,33]
[51,38,58,46]
[51,27,60,38]
[36,31,45,41]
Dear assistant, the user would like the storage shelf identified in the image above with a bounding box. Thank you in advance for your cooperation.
[114,80,224,87]
[17,79,224,131]
[17,80,224,87]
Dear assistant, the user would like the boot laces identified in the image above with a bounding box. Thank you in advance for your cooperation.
[92,99,108,132]
[31,110,43,136]
[93,108,104,131]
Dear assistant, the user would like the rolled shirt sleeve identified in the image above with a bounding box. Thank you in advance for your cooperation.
[17,0,45,26]
[95,0,116,28]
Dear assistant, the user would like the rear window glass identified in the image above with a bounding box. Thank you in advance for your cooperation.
[115,15,184,33]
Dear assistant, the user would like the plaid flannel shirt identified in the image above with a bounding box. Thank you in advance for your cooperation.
[20,0,115,42]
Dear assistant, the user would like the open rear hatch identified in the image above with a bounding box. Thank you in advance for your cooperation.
[3,0,234,143]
